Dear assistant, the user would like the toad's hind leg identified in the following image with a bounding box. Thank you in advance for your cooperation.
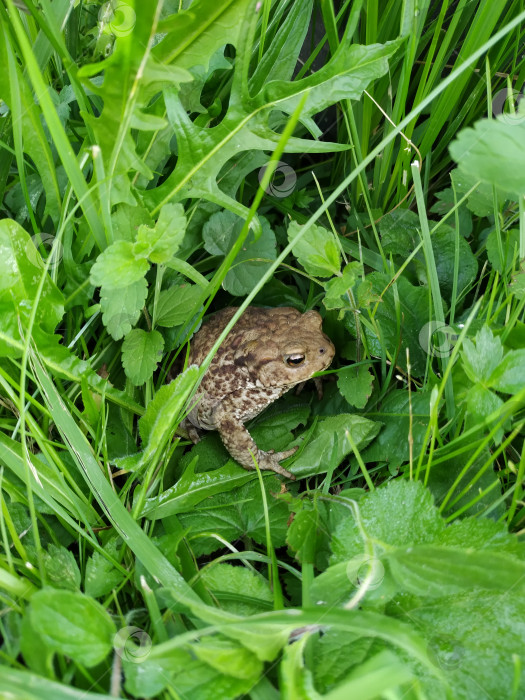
[216,414,296,480]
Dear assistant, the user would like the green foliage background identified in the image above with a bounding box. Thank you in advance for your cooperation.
[1,0,525,697]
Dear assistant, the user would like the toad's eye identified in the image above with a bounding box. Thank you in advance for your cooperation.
[285,354,305,367]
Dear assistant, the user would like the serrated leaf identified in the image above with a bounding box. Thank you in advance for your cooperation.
[292,414,381,477]
[465,384,504,429]
[461,326,503,384]
[379,208,421,257]
[122,329,164,386]
[42,545,81,591]
[287,220,341,277]
[135,202,187,263]
[100,277,147,340]
[486,228,520,274]
[449,113,525,198]
[337,363,374,409]
[84,540,125,599]
[146,4,393,219]
[111,203,153,242]
[330,480,445,565]
[29,588,116,667]
[90,241,149,289]
[154,284,203,327]
[323,263,362,309]
[488,348,525,394]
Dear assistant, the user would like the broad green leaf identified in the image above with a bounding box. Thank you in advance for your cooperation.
[122,328,164,385]
[141,459,254,519]
[257,40,403,119]
[100,277,147,340]
[323,263,362,309]
[461,326,503,384]
[203,211,276,295]
[29,588,116,667]
[330,480,445,565]
[465,384,504,430]
[450,168,494,218]
[0,667,116,700]
[177,476,289,556]
[79,3,192,202]
[287,220,341,277]
[90,241,149,289]
[135,202,187,263]
[200,564,273,616]
[346,273,430,375]
[488,348,525,393]
[416,227,477,301]
[319,650,413,700]
[486,228,520,273]
[123,646,256,699]
[388,546,525,597]
[436,517,523,555]
[0,219,64,356]
[379,209,420,257]
[154,284,203,327]
[291,414,381,477]
[84,539,126,599]
[287,506,319,565]
[337,364,374,409]
[250,398,311,454]
[153,0,253,71]
[144,5,393,218]
[449,112,525,198]
[42,545,81,591]
[390,590,525,698]
[312,629,374,694]
[192,638,263,680]
[359,390,431,467]
[111,203,153,242]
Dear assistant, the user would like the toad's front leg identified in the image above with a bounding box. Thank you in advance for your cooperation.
[214,411,297,480]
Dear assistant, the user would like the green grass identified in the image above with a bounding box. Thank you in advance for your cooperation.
[1,0,525,698]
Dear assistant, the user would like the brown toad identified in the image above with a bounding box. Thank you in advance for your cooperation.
[184,306,335,479]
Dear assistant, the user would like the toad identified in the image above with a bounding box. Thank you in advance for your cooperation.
[184,306,335,479]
